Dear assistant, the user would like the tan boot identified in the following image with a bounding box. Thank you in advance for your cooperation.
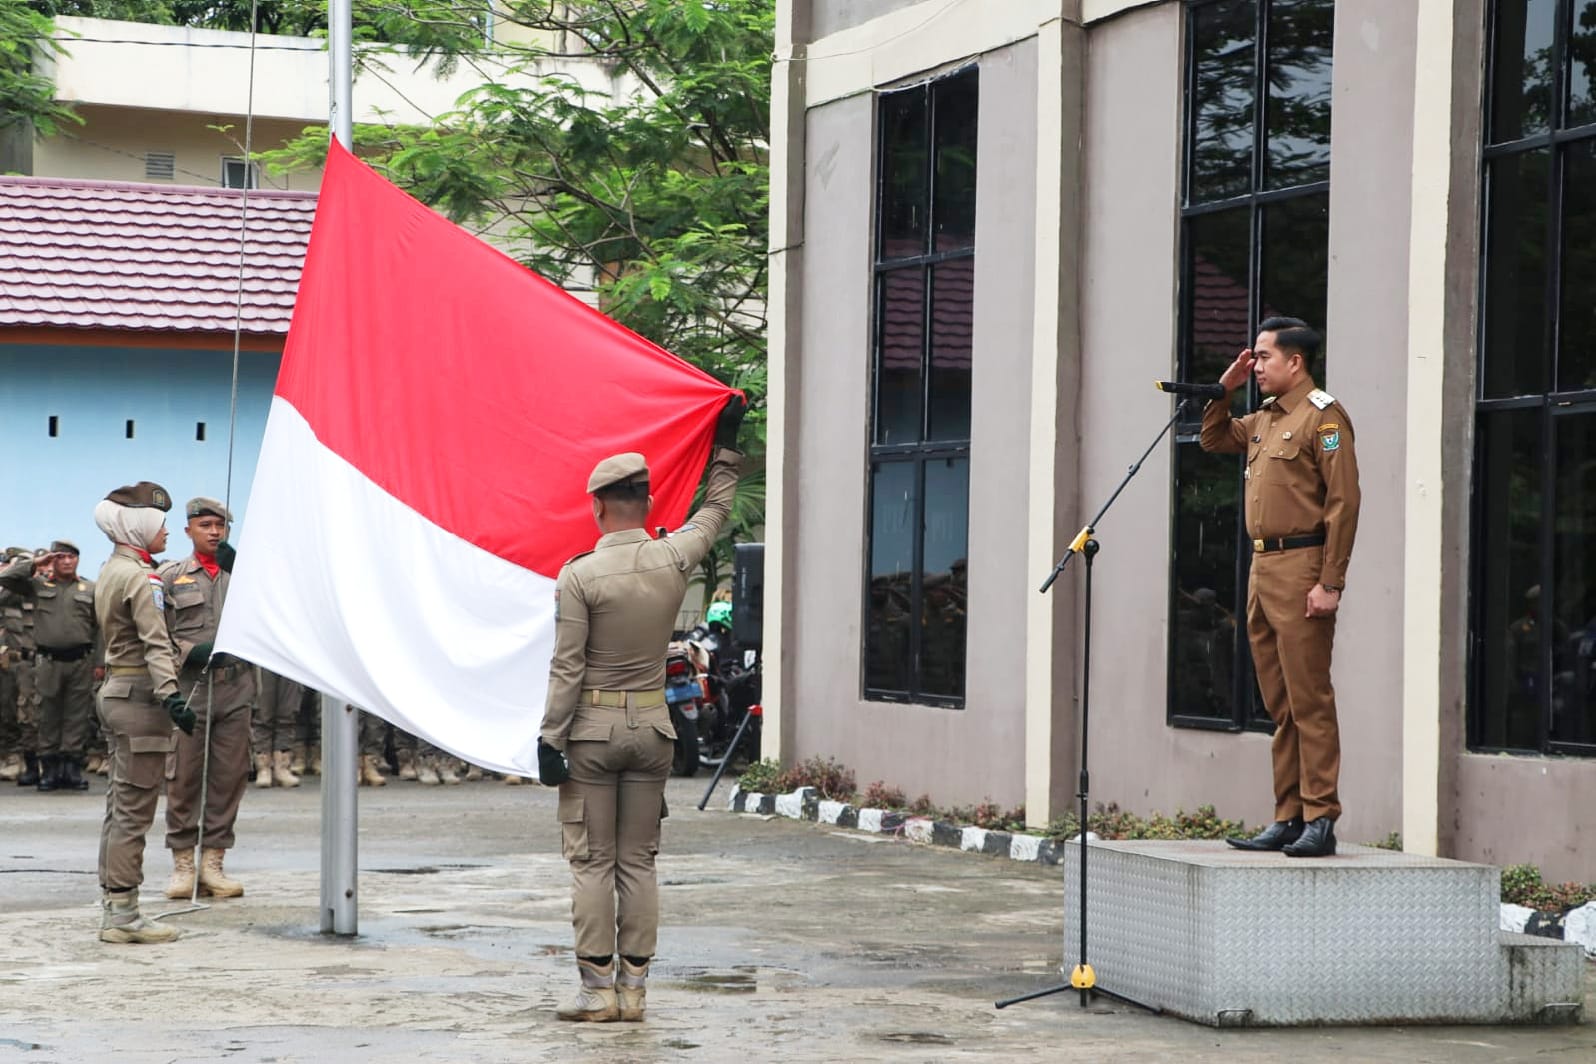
[437,759,460,786]
[617,957,649,1021]
[308,743,322,776]
[0,753,20,782]
[199,847,243,898]
[272,749,300,788]
[96,756,109,777]
[555,958,620,1022]
[503,774,524,786]
[290,743,307,775]
[359,753,386,787]
[84,753,104,776]
[416,757,440,785]
[253,752,274,788]
[100,889,179,944]
[463,762,483,782]
[164,848,196,900]
[397,749,418,781]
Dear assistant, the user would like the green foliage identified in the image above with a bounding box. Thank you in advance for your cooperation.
[734,757,780,795]
[1042,803,1249,843]
[1367,831,1402,851]
[773,756,855,802]
[857,780,906,811]
[1500,863,1596,913]
[0,1,82,137]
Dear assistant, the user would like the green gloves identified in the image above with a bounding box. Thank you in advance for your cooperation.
[163,693,196,735]
[215,540,237,573]
[185,642,214,669]
[537,739,570,785]
[714,394,747,451]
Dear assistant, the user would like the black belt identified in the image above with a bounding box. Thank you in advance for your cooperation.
[38,644,93,662]
[1252,533,1326,554]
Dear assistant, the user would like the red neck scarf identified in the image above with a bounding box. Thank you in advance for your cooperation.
[194,552,219,579]
[130,547,155,567]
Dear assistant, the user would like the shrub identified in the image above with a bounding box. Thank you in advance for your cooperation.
[1501,863,1596,913]
[736,758,781,794]
[906,793,937,817]
[1041,803,1248,842]
[774,755,856,801]
[1368,831,1403,851]
[858,780,907,810]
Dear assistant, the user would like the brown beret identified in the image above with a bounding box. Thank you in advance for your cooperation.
[186,496,232,522]
[49,540,79,555]
[105,481,172,511]
[587,453,649,494]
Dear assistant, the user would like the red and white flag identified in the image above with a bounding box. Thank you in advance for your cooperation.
[216,140,734,777]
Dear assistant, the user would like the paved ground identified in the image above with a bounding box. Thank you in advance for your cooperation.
[0,773,1591,1063]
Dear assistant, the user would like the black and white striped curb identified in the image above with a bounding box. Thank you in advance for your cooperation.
[727,785,1066,866]
[1501,900,1596,958]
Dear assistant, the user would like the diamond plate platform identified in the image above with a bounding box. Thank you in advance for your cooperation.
[1062,840,1585,1026]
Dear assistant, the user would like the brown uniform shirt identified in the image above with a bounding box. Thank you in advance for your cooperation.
[1200,376,1361,589]
[0,556,98,652]
[94,545,180,699]
[159,556,228,668]
[541,447,743,749]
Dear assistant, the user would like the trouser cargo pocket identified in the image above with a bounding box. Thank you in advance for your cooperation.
[559,794,588,860]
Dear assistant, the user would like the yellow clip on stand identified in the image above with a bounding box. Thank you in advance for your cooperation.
[1070,964,1096,990]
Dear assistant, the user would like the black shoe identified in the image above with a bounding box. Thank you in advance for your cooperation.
[63,757,89,791]
[17,752,39,787]
[1225,816,1304,851]
[36,755,59,793]
[1282,816,1337,857]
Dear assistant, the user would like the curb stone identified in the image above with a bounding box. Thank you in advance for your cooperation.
[728,784,1063,867]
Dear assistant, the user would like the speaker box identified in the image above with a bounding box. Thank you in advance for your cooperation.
[732,542,764,650]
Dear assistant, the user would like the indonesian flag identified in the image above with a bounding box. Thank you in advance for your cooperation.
[215,139,734,777]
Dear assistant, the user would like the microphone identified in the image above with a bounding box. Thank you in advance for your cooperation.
[1154,380,1227,400]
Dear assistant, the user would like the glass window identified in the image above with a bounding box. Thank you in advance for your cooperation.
[1172,0,1334,731]
[866,68,976,706]
[1472,1,1596,757]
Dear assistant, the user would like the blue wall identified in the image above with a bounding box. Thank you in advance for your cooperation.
[0,344,279,573]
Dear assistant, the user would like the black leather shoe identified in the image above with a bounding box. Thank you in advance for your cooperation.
[1225,816,1304,851]
[1282,816,1337,857]
[17,752,39,787]
[36,755,59,793]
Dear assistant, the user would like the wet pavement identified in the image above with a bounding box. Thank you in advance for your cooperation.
[0,773,1591,1062]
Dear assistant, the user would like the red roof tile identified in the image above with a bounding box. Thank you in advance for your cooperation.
[0,175,315,336]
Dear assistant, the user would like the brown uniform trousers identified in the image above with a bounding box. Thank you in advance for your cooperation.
[163,558,255,852]
[1202,378,1361,824]
[36,656,98,757]
[253,667,305,756]
[2,591,41,753]
[0,561,101,759]
[543,447,742,961]
[94,546,182,891]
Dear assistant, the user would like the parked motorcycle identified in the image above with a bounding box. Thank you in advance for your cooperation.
[686,614,761,772]
[665,639,705,776]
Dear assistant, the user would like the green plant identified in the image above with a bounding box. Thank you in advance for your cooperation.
[1500,863,1596,913]
[858,780,906,810]
[1368,831,1403,851]
[774,756,855,802]
[735,758,780,794]
[1041,803,1248,843]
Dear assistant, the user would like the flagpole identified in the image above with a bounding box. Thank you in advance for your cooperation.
[320,0,359,938]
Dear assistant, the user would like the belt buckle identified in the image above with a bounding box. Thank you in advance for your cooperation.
[1253,538,1265,552]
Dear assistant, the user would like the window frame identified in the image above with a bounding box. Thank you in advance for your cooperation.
[1168,0,1335,732]
[862,67,977,708]
[1468,0,1596,758]
[221,155,260,190]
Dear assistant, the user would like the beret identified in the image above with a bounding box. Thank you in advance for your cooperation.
[587,452,650,494]
[105,481,172,511]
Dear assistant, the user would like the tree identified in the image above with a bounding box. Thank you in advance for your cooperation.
[263,0,773,607]
[0,1,80,141]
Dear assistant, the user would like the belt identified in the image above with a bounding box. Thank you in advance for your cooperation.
[108,665,146,676]
[582,688,665,709]
[38,644,93,662]
[1252,533,1326,554]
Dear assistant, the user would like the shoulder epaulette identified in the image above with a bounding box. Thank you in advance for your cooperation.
[1308,389,1335,410]
[564,550,595,567]
[1260,396,1278,408]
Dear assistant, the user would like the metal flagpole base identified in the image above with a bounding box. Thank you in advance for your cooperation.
[320,694,358,935]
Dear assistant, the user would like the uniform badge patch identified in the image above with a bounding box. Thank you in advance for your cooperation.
[1308,389,1335,410]
[1321,431,1341,452]
[147,572,165,610]
[174,575,196,585]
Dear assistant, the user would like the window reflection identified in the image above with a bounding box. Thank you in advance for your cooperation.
[1476,411,1544,750]
[1571,0,1596,128]
[1172,445,1241,721]
[1490,0,1557,143]
[1551,412,1596,746]
[920,458,969,699]
[1189,0,1258,203]
[1483,151,1552,399]
[1557,143,1596,392]
[933,71,978,251]
[1264,0,1333,188]
[879,89,928,259]
[866,461,916,694]
[928,259,973,441]
[875,268,926,445]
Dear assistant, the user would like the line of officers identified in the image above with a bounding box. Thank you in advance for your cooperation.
[2,489,524,944]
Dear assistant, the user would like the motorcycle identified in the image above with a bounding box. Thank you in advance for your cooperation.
[665,639,705,776]
[685,620,761,772]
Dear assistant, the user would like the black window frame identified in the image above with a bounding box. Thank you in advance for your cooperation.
[1468,0,1596,758]
[1169,0,1335,731]
[863,67,977,708]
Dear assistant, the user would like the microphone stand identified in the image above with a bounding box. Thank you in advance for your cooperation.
[996,394,1195,1014]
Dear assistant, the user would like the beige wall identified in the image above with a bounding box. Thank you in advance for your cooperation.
[32,104,322,190]
[810,0,926,39]
[787,41,1040,808]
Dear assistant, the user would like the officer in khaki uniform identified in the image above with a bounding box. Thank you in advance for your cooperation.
[1200,318,1360,858]
[161,497,254,899]
[2,557,44,787]
[0,540,100,791]
[539,396,745,1023]
[92,481,194,943]
[252,667,303,787]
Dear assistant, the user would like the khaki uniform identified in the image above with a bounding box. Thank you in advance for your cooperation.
[1201,377,1361,823]
[253,667,304,756]
[543,447,741,961]
[162,557,256,852]
[94,545,181,891]
[2,587,41,757]
[0,557,99,760]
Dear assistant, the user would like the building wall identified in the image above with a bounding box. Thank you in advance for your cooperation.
[810,0,927,39]
[0,344,278,573]
[787,40,1039,808]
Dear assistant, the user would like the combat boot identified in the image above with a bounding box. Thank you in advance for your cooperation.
[165,848,197,900]
[396,749,418,781]
[36,754,59,792]
[62,756,89,791]
[617,957,649,1021]
[0,752,21,781]
[17,751,38,787]
[253,752,273,787]
[83,753,103,776]
[100,889,179,944]
[437,759,460,786]
[463,762,483,782]
[555,958,620,1022]
[199,848,244,897]
[290,743,307,775]
[358,753,386,787]
[503,774,524,786]
[307,743,321,776]
[416,757,440,785]
[272,750,300,788]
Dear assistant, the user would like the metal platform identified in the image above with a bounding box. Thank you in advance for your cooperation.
[1062,840,1585,1027]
